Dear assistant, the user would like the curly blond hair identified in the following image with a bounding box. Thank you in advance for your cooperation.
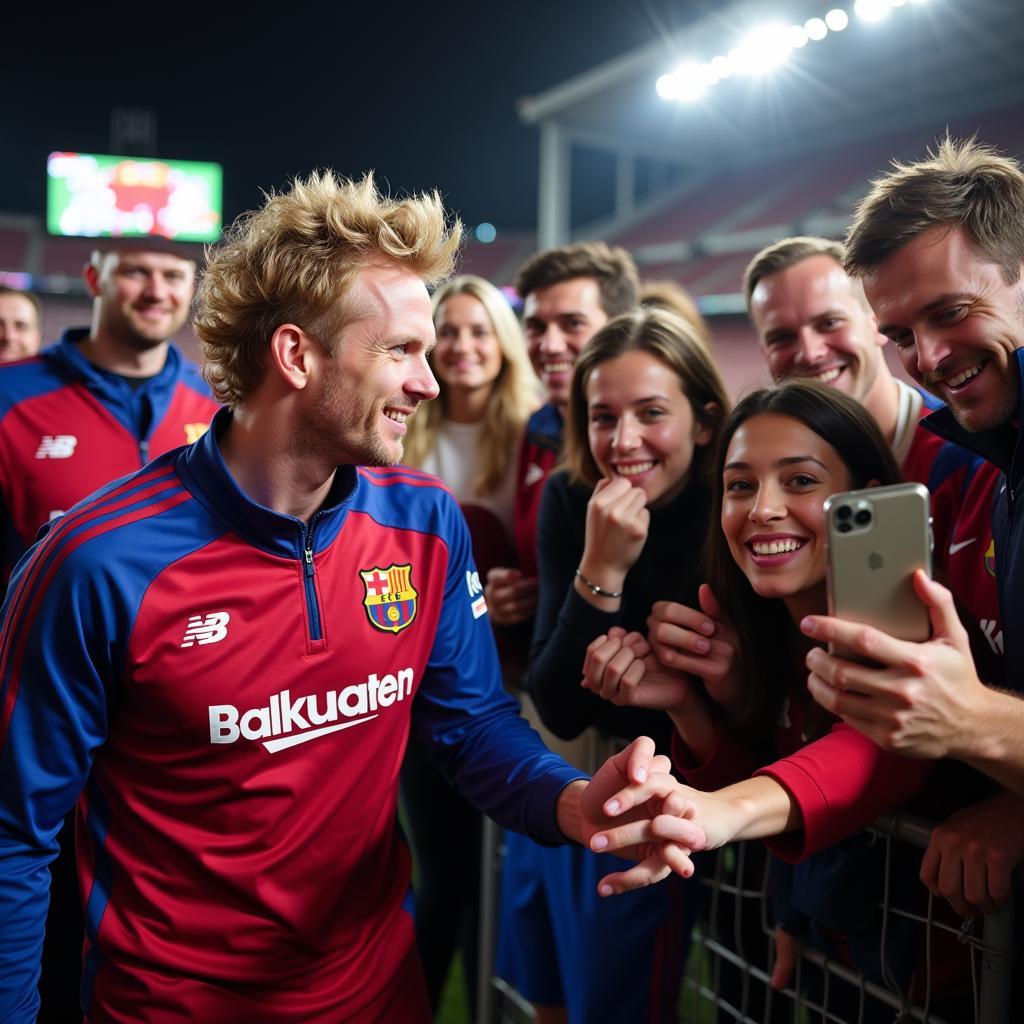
[195,171,462,407]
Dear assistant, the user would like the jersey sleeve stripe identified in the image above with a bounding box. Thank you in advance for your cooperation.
[0,487,192,755]
[0,465,180,667]
[356,467,453,494]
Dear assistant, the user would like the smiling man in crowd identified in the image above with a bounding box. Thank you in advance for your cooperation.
[484,241,639,625]
[0,242,219,1020]
[742,237,1001,651]
[804,137,1024,919]
[0,286,43,363]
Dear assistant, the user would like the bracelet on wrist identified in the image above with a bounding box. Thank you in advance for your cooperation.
[575,568,623,599]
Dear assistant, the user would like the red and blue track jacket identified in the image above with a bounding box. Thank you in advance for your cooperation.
[0,328,219,582]
[0,410,583,1023]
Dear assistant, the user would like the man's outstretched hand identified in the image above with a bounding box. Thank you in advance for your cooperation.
[573,737,707,895]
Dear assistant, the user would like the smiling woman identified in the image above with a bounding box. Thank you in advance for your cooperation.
[502,307,730,1023]
[398,274,538,1014]
[582,380,930,1017]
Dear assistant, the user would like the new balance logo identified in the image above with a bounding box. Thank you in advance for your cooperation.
[35,435,78,459]
[209,667,415,753]
[181,612,231,648]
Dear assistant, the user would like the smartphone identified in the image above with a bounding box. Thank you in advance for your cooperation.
[824,482,932,662]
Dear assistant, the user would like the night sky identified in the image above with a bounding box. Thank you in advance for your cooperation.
[3,2,710,234]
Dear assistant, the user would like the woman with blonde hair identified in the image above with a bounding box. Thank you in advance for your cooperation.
[404,274,538,563]
[401,274,537,1016]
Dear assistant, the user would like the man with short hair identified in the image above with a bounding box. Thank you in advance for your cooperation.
[0,173,692,1023]
[0,245,220,1021]
[741,235,1002,652]
[804,138,1024,918]
[0,244,219,583]
[485,241,639,624]
[0,286,43,362]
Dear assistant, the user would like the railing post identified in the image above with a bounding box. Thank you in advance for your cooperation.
[476,818,502,1024]
[978,886,1016,1024]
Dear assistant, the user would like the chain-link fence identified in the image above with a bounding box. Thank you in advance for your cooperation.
[480,812,1018,1023]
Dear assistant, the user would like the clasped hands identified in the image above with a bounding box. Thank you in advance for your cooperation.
[580,735,730,895]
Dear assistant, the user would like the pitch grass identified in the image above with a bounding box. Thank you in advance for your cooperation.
[435,954,470,1023]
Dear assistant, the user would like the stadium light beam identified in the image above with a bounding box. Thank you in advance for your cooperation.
[825,9,850,31]
[656,62,710,102]
[710,54,732,79]
[657,0,922,103]
[804,17,828,41]
[788,25,809,48]
[731,24,795,74]
[855,0,892,22]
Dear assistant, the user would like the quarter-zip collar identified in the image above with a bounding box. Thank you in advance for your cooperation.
[922,347,1024,493]
[177,407,358,559]
[49,328,181,444]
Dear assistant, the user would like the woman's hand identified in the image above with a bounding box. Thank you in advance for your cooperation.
[579,738,708,895]
[648,584,744,714]
[577,477,650,600]
[581,627,699,711]
[484,566,539,626]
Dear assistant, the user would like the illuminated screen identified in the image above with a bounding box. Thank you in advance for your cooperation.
[47,152,223,243]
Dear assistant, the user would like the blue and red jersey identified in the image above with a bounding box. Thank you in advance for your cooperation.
[0,409,582,1023]
[903,393,1002,660]
[923,348,1024,690]
[0,329,219,582]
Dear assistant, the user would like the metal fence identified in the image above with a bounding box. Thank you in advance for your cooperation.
[480,812,1018,1024]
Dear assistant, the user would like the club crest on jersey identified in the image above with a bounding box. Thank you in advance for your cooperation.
[360,563,417,634]
[985,537,996,578]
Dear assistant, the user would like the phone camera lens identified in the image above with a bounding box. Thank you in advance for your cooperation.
[854,509,872,525]
[836,505,852,520]
[837,522,852,533]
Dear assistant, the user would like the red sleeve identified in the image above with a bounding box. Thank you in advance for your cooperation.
[671,716,760,792]
[754,722,932,862]
[512,451,559,579]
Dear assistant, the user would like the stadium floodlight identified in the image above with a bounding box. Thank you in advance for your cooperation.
[825,8,850,31]
[710,54,732,79]
[804,17,828,41]
[656,0,923,102]
[854,0,892,22]
[656,62,711,101]
[730,24,795,74]
[788,25,809,48]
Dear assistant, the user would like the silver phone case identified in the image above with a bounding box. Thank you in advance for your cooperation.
[824,482,932,661]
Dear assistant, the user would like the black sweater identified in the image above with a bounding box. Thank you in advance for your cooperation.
[527,469,710,746]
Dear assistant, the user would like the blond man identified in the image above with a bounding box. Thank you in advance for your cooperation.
[0,173,697,1023]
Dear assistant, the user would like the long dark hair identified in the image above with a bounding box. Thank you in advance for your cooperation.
[707,380,902,737]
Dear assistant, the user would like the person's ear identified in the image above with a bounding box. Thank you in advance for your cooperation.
[269,324,318,392]
[83,262,101,298]
[694,401,721,446]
